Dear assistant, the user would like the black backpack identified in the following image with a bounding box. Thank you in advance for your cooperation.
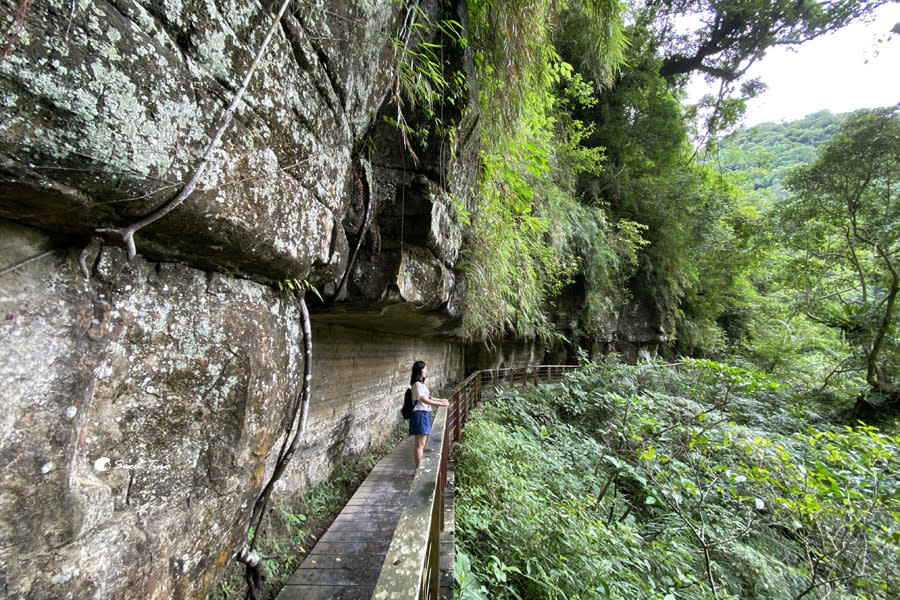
[401,387,414,419]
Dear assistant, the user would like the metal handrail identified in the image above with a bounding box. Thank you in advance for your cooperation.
[371,365,579,600]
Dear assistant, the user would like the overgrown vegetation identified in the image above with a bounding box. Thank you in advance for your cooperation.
[455,360,900,600]
[460,0,644,344]
[389,2,895,411]
[212,426,405,600]
[387,2,469,164]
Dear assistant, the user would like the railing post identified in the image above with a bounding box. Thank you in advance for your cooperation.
[440,416,448,531]
[462,383,468,428]
[429,496,441,599]
[476,373,481,406]
[453,390,460,442]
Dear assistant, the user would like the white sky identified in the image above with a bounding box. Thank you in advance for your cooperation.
[688,3,900,126]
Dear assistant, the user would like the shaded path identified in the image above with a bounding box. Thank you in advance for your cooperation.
[275,436,455,599]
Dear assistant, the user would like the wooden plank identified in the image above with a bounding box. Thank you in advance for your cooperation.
[325,520,399,533]
[287,567,382,585]
[275,436,417,600]
[327,507,401,520]
[294,551,386,571]
[318,529,397,543]
[308,541,391,556]
[276,585,374,600]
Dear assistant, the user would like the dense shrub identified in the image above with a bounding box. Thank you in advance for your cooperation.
[455,360,900,599]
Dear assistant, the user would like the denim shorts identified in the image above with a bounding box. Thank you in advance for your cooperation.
[409,410,431,435]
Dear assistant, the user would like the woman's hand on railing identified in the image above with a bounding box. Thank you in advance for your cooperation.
[423,396,450,407]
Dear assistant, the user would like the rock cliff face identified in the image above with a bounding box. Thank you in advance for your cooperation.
[0,1,670,598]
[0,1,471,598]
[1,222,465,599]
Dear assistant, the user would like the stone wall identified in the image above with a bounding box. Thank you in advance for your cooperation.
[0,0,476,597]
[0,0,401,284]
[0,0,475,310]
[0,220,464,599]
[283,321,463,494]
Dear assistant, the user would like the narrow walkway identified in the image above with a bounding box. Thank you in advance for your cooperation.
[275,367,571,599]
[276,436,456,599]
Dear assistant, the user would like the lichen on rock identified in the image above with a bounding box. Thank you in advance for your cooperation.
[0,1,478,598]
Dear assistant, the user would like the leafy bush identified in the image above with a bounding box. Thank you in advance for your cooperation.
[455,360,900,599]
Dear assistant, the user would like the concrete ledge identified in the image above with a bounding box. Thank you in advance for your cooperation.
[371,407,447,599]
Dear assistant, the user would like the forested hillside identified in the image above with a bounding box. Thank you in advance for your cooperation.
[453,0,900,595]
[714,110,847,200]
[446,0,898,411]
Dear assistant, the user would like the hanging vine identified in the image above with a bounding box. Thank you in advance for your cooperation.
[331,153,374,302]
[235,279,316,600]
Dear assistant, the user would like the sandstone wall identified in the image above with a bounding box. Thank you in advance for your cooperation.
[0,0,475,598]
[0,221,464,599]
[286,321,463,493]
[0,0,473,303]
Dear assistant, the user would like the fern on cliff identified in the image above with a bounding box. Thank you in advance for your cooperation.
[385,1,635,344]
[460,0,633,344]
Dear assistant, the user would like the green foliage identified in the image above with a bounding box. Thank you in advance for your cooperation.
[705,110,873,394]
[776,107,900,400]
[386,1,470,163]
[576,46,768,357]
[277,278,323,302]
[456,360,900,599]
[466,0,625,119]
[460,0,632,344]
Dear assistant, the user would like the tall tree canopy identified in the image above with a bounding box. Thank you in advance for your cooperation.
[641,0,894,81]
[633,0,895,137]
[778,108,900,405]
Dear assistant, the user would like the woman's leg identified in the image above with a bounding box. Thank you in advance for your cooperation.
[413,434,428,468]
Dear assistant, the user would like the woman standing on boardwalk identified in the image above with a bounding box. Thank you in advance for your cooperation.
[409,360,449,468]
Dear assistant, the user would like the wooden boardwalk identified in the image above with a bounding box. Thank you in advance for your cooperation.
[275,436,455,600]
[274,367,574,599]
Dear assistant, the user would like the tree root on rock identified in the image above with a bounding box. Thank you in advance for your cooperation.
[76,0,294,278]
